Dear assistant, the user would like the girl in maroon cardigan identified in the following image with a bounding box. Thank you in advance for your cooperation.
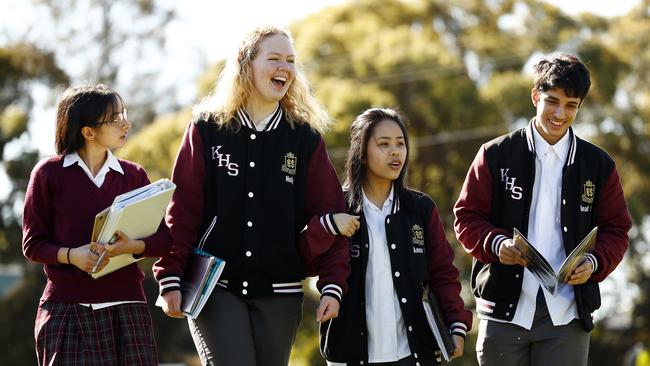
[22,84,169,365]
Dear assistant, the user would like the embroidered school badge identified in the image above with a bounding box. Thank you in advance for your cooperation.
[412,224,424,246]
[582,180,595,204]
[281,152,297,175]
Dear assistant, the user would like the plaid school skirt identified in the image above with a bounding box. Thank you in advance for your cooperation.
[34,301,158,366]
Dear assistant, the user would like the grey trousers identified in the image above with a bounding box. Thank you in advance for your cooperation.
[188,287,303,366]
[476,291,589,366]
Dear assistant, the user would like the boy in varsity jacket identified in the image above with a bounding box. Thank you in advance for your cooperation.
[454,53,632,365]
[153,26,349,366]
[317,108,472,366]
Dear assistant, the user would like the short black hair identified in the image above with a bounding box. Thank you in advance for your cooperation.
[344,108,410,213]
[54,84,123,155]
[533,53,591,101]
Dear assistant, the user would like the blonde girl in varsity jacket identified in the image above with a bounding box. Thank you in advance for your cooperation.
[153,26,350,366]
[22,84,170,365]
[316,108,472,366]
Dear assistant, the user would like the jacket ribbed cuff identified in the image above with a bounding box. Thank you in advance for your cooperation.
[584,253,598,273]
[158,275,181,295]
[320,214,341,236]
[449,322,468,338]
[491,234,508,256]
[320,283,343,304]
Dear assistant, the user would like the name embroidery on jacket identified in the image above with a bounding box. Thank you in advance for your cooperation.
[500,168,523,200]
[211,146,239,176]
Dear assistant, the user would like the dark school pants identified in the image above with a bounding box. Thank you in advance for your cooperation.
[188,287,303,366]
[476,290,589,366]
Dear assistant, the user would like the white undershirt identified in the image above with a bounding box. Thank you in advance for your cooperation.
[363,186,411,362]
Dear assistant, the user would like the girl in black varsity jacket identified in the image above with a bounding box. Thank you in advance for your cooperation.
[152,26,350,366]
[314,108,472,366]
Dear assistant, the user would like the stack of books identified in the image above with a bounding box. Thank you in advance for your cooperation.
[90,178,176,278]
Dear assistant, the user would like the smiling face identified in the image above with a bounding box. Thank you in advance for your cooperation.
[364,119,407,185]
[532,87,581,145]
[249,33,296,109]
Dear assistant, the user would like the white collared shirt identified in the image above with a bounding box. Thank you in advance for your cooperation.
[509,124,577,329]
[63,150,124,188]
[363,186,411,363]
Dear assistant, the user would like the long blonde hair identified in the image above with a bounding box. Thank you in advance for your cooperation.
[194,25,330,133]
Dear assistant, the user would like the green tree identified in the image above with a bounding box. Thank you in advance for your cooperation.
[0,43,68,365]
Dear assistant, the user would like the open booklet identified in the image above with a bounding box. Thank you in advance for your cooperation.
[422,286,455,363]
[512,226,598,295]
[90,178,176,278]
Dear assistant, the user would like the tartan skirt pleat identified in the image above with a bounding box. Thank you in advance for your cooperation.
[35,301,158,366]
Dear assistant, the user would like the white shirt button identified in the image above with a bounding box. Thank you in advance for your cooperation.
[416,363,420,366]
[250,133,256,140]
[408,325,413,332]
[515,274,520,278]
[563,226,568,232]
[562,198,566,205]
[386,218,391,224]
[243,281,248,287]
[247,221,253,227]
[242,289,248,295]
[401,298,407,303]
[506,312,510,316]
[245,251,252,257]
[414,353,418,359]
[249,161,255,168]
[394,272,400,277]
[390,243,396,249]
[248,192,254,198]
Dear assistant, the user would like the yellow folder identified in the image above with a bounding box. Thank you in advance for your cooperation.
[91,178,175,279]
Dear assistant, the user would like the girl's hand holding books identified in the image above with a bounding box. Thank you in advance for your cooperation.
[69,242,109,273]
[102,230,145,257]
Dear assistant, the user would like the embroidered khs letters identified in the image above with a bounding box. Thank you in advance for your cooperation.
[211,146,239,176]
[500,168,523,200]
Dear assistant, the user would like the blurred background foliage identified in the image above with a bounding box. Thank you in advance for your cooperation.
[1,0,649,364]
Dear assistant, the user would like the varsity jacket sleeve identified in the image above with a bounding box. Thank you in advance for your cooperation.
[427,205,473,338]
[132,165,171,258]
[22,160,60,265]
[454,145,510,263]
[299,137,350,303]
[152,121,206,294]
[589,166,631,282]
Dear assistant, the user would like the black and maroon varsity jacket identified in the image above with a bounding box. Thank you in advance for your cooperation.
[154,108,349,302]
[454,121,631,330]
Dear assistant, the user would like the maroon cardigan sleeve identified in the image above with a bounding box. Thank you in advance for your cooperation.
[153,121,206,294]
[589,166,632,282]
[22,160,61,265]
[454,145,510,263]
[426,205,473,337]
[299,137,350,303]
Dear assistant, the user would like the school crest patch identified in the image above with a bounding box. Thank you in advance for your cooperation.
[282,152,297,175]
[412,224,424,246]
[582,180,595,204]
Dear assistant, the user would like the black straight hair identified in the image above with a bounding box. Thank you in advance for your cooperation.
[533,53,591,101]
[54,84,123,155]
[343,107,410,213]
